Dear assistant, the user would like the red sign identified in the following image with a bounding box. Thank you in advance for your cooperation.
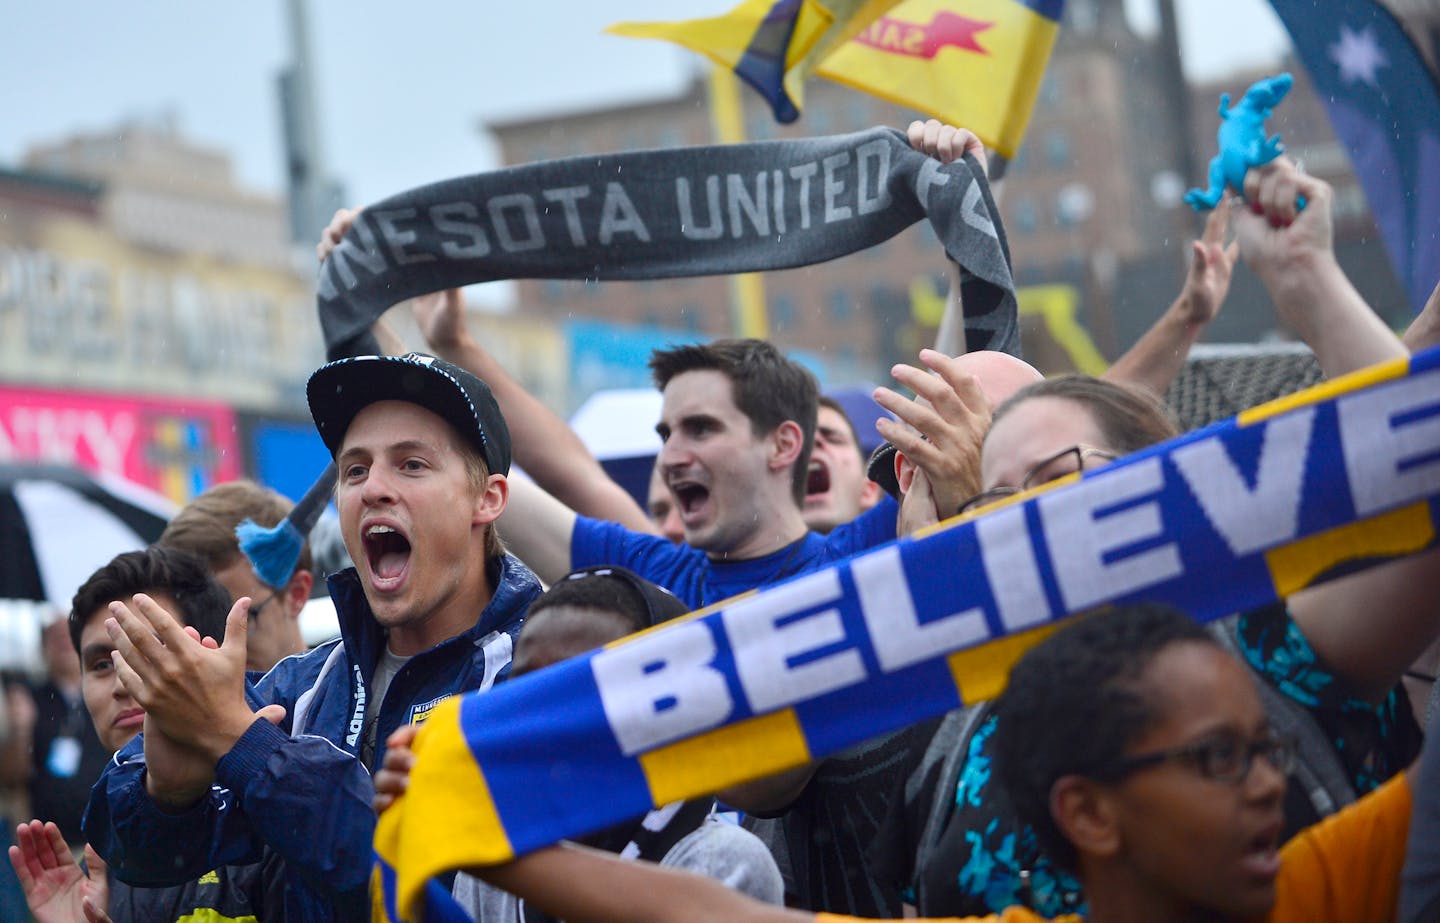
[0,386,241,503]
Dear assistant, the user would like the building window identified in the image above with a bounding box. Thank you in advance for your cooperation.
[1055,195,1077,229]
[1012,198,1039,235]
[1016,264,1048,287]
[746,113,776,140]
[771,294,798,332]
[1332,183,1366,220]
[847,99,871,128]
[1045,131,1073,169]
[1039,72,1062,107]
[1055,183,1095,228]
[827,290,855,322]
[1008,140,1030,174]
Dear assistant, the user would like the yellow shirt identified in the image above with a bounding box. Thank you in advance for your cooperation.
[1267,771,1410,923]
[816,772,1411,923]
[820,906,1073,923]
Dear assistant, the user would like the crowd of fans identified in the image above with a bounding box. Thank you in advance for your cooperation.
[1,119,1437,923]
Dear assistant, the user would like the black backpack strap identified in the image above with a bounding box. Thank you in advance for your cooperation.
[911,702,994,913]
[625,799,716,864]
[1209,615,1356,819]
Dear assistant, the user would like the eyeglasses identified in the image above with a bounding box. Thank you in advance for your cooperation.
[957,445,1119,515]
[247,589,283,621]
[1096,732,1297,786]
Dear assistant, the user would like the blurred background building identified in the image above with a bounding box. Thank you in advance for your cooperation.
[490,0,1434,389]
[0,0,1434,666]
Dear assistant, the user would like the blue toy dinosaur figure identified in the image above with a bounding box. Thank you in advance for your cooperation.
[1185,72,1300,211]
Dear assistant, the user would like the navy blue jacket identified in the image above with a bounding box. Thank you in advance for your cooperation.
[84,555,543,923]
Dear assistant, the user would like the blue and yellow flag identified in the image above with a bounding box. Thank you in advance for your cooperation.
[607,0,903,123]
[376,346,1440,922]
[817,0,1064,157]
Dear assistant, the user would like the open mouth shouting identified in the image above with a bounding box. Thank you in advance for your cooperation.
[806,460,829,503]
[362,521,413,592]
[668,476,712,525]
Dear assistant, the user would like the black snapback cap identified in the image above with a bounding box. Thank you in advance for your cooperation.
[867,441,901,500]
[306,352,511,476]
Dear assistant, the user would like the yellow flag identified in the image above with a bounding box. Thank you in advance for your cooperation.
[816,0,1064,157]
[608,0,903,122]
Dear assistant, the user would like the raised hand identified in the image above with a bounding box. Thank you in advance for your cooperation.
[1178,195,1240,327]
[906,119,988,175]
[9,820,107,923]
[78,846,112,923]
[316,207,361,264]
[874,348,992,521]
[106,595,276,765]
[1232,157,1402,376]
[1231,157,1330,286]
[411,287,471,354]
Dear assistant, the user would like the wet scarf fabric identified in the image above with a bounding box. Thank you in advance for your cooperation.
[316,127,1017,360]
[375,347,1440,923]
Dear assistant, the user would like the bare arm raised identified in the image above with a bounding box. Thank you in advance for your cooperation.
[1105,198,1239,395]
[1229,160,1434,703]
[1233,159,1405,376]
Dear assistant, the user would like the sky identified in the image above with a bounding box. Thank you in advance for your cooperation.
[0,1,1294,211]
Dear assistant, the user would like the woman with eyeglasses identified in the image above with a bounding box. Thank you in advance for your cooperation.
[396,601,1414,923]
[871,372,1426,918]
[869,153,1439,918]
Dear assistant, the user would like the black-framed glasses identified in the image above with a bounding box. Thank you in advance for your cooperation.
[248,589,283,621]
[1096,732,1297,785]
[957,445,1119,515]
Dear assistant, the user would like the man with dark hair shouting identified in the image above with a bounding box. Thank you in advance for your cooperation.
[501,338,900,609]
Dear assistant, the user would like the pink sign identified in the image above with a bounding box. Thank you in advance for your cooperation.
[0,386,241,503]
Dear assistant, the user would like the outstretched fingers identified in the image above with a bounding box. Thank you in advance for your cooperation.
[11,819,72,885]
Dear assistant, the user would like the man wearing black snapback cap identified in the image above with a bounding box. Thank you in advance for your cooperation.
[84,352,545,923]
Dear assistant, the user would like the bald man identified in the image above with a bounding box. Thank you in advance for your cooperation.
[866,349,1044,533]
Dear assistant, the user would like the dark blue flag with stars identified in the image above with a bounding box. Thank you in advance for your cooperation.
[1267,0,1440,313]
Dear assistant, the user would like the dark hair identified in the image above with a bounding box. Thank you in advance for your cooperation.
[991,376,1180,455]
[159,479,314,583]
[649,339,819,505]
[817,395,866,464]
[989,602,1218,871]
[526,566,688,634]
[69,546,232,655]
